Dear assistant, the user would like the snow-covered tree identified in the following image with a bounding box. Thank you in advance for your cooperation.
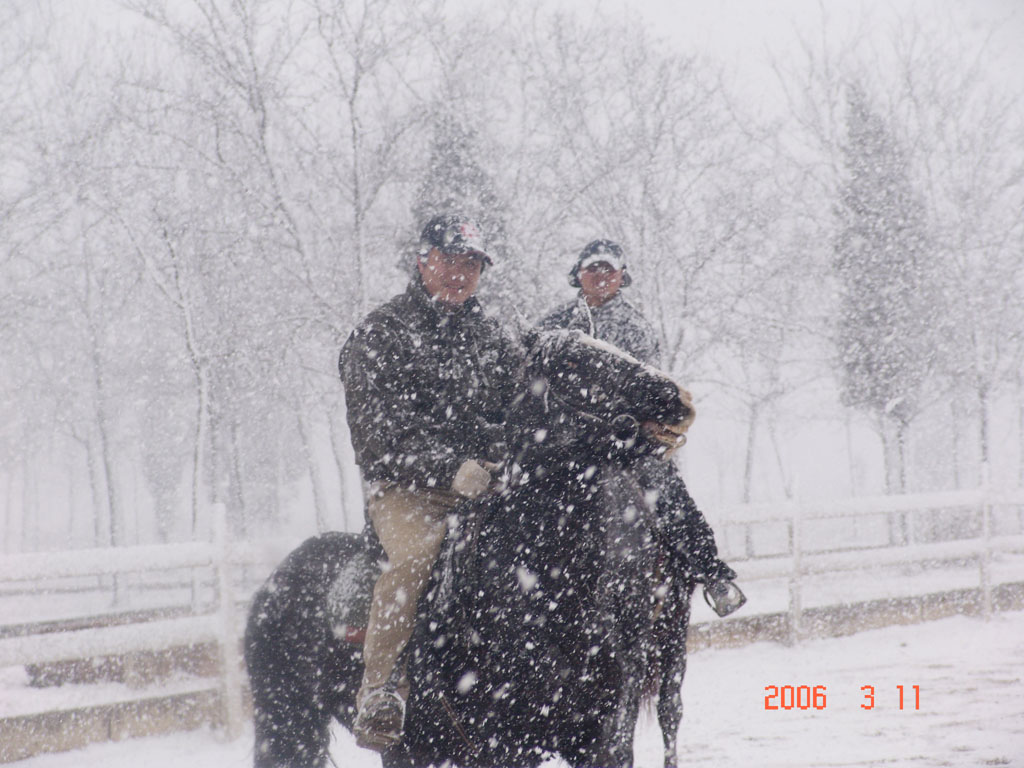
[833,83,942,493]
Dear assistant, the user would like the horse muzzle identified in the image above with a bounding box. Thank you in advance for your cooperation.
[643,386,695,458]
[642,420,688,457]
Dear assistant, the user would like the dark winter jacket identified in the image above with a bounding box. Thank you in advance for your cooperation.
[537,294,661,366]
[536,290,729,580]
[340,277,525,491]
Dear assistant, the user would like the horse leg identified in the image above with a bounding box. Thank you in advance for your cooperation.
[245,585,336,766]
[655,582,693,768]
[247,636,335,768]
[656,651,686,768]
[609,684,642,768]
[565,649,640,768]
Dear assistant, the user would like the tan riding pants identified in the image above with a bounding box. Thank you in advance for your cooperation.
[357,485,462,708]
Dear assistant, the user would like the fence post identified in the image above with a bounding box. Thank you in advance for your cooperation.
[788,492,803,645]
[213,503,244,738]
[979,464,993,620]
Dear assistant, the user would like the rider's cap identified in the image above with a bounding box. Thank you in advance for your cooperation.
[418,214,492,266]
[570,239,632,287]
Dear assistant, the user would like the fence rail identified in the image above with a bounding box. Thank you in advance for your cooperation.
[0,504,261,742]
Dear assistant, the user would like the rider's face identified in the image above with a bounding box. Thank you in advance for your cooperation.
[418,247,484,306]
[579,262,624,307]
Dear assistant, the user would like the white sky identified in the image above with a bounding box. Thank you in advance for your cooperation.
[560,0,1024,110]
[37,0,1024,123]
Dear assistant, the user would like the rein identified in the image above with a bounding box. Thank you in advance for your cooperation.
[542,378,641,446]
[440,692,483,760]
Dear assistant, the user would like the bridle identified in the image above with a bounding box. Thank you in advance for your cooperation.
[542,372,643,446]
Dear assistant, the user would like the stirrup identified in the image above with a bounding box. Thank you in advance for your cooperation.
[703,580,747,617]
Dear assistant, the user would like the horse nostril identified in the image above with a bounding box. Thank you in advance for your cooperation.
[611,414,640,442]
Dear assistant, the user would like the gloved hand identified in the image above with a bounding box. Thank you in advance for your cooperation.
[702,560,745,617]
[705,560,737,584]
[452,459,493,498]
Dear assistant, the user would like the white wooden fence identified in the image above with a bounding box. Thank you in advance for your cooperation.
[0,504,258,738]
[716,486,1024,641]
[1,490,1023,737]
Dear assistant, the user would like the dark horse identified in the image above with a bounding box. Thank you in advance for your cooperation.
[245,330,697,767]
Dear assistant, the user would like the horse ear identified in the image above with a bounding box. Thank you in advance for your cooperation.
[520,328,540,350]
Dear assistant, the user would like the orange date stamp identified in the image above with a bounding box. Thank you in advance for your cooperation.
[763,684,921,710]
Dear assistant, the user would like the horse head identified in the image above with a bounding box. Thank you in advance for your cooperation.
[509,329,693,472]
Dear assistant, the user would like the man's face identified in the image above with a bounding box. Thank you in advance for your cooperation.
[579,262,624,306]
[418,247,484,306]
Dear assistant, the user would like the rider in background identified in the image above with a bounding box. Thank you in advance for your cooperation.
[537,239,742,608]
[340,214,523,751]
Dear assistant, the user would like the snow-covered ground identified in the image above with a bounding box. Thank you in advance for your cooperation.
[7,611,1023,767]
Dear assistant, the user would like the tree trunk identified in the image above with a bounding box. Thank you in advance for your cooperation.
[845,410,857,497]
[91,379,123,605]
[297,412,329,532]
[154,498,172,544]
[880,416,908,543]
[1019,382,1024,488]
[164,227,211,539]
[21,453,32,551]
[742,402,760,503]
[1018,376,1024,531]
[879,417,891,493]
[15,453,28,552]
[84,246,122,551]
[67,453,77,545]
[94,393,121,548]
[768,419,793,499]
[896,418,908,493]
[978,383,989,484]
[190,366,210,538]
[227,417,248,537]
[328,404,363,532]
[880,416,901,494]
[3,469,13,553]
[86,435,106,547]
[950,398,962,490]
[208,400,227,511]
[349,91,366,315]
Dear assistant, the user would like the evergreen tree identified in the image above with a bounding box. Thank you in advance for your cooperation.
[411,110,521,318]
[833,84,940,494]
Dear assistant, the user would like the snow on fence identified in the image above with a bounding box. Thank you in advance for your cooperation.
[0,504,256,740]
[717,486,1024,642]
[1,489,1023,742]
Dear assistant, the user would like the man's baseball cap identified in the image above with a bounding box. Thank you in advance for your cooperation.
[570,239,631,287]
[418,214,492,266]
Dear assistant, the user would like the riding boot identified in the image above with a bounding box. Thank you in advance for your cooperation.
[354,686,405,751]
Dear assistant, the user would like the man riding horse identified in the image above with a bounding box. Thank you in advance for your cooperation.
[341,217,743,754]
[340,214,525,750]
[250,321,697,767]
[538,239,745,766]
[537,238,743,609]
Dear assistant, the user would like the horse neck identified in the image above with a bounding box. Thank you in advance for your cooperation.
[502,448,610,565]
[511,442,606,497]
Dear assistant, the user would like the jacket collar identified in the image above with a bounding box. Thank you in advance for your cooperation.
[406,274,482,322]
[575,291,623,315]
